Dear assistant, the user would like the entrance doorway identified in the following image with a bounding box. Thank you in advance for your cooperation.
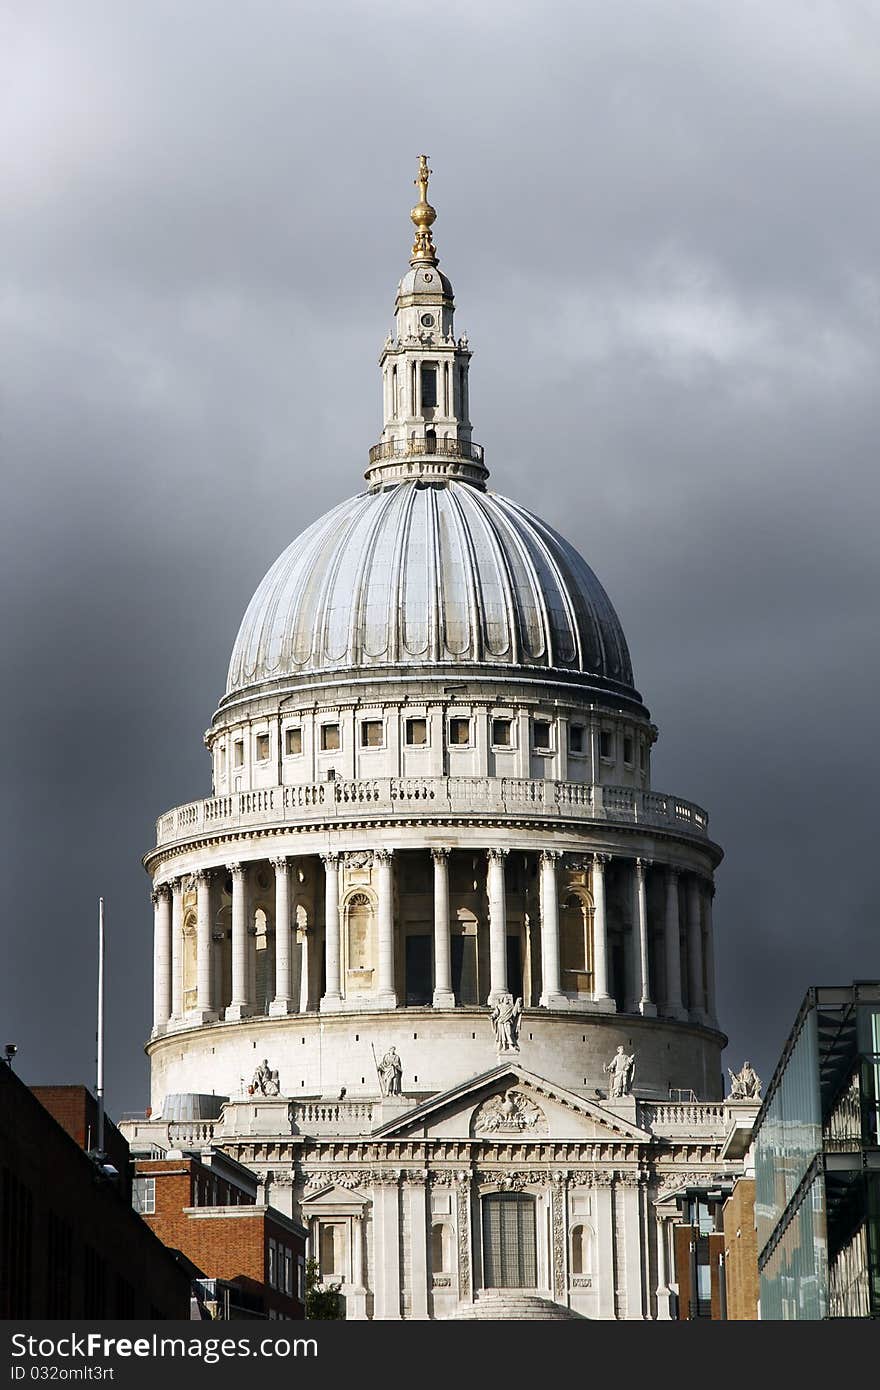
[481,1193,538,1289]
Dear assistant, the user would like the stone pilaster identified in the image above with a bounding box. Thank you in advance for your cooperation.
[590,854,614,1008]
[320,852,342,1011]
[225,862,251,1021]
[539,850,567,1008]
[375,849,397,1008]
[486,848,509,1005]
[193,868,217,1022]
[269,857,291,1017]
[170,876,184,1022]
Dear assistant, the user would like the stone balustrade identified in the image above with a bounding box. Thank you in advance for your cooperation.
[641,1101,729,1137]
[155,777,710,849]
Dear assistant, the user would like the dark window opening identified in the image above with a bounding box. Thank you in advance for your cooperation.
[599,730,613,760]
[449,717,471,746]
[451,935,478,1005]
[405,934,432,1005]
[320,724,340,752]
[421,365,438,408]
[405,717,428,746]
[492,718,512,747]
[569,725,585,753]
[533,720,552,751]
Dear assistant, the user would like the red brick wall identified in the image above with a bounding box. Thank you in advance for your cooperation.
[722,1179,759,1320]
[32,1086,131,1198]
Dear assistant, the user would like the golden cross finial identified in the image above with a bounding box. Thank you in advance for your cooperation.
[410,153,437,263]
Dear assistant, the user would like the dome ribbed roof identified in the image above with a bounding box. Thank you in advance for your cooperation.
[224,481,638,700]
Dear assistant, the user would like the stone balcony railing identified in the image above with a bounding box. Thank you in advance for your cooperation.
[154,778,710,850]
[640,1101,729,1138]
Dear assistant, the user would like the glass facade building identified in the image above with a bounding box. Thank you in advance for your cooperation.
[755,983,880,1318]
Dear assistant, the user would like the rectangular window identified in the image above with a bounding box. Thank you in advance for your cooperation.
[639,742,647,772]
[255,732,270,761]
[285,726,302,756]
[533,720,552,751]
[268,1238,277,1289]
[320,723,340,752]
[491,718,512,747]
[132,1177,155,1216]
[623,734,634,765]
[599,730,612,760]
[297,1257,306,1301]
[233,740,244,768]
[405,717,428,746]
[218,746,226,775]
[449,717,471,746]
[421,364,438,408]
[283,1247,293,1296]
[569,725,585,754]
[360,719,384,748]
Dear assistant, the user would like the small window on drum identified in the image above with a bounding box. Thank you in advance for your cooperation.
[360,719,384,749]
[420,364,438,408]
[449,717,471,747]
[255,732,270,761]
[320,723,340,752]
[405,717,428,747]
[491,718,512,747]
[639,741,647,772]
[533,719,552,751]
[623,734,634,765]
[569,725,585,754]
[599,730,613,761]
[285,727,302,756]
[233,740,244,768]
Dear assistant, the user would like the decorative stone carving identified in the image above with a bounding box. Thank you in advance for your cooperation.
[251,1058,281,1096]
[571,1276,593,1288]
[472,1088,547,1136]
[303,1170,373,1191]
[604,1045,635,1098]
[344,850,373,869]
[376,1045,402,1096]
[432,1275,452,1289]
[552,1176,567,1298]
[489,991,522,1052]
[728,1060,762,1100]
[457,1181,471,1299]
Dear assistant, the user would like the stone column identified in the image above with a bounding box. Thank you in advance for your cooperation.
[655,1214,672,1320]
[634,859,657,1017]
[375,849,397,1008]
[686,875,706,1023]
[269,857,291,1017]
[299,927,311,1012]
[151,883,172,1034]
[486,848,509,1004]
[225,863,251,1020]
[194,868,216,1021]
[663,868,687,1021]
[320,852,342,1011]
[591,853,614,1008]
[702,879,718,1028]
[431,848,455,1009]
[170,877,184,1022]
[539,850,566,1008]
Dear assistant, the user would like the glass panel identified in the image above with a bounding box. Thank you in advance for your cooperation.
[759,1172,828,1320]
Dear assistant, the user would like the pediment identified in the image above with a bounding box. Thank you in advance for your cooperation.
[301,1181,370,1209]
[371,1066,651,1144]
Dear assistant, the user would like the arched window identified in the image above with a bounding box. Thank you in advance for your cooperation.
[182,912,197,1012]
[345,892,374,993]
[570,1223,593,1275]
[432,1222,452,1274]
[481,1193,537,1289]
[560,892,593,997]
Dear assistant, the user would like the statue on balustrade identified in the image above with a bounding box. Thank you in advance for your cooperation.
[490,992,523,1052]
[728,1060,761,1100]
[604,1045,635,1099]
[252,1058,281,1097]
[378,1045,403,1096]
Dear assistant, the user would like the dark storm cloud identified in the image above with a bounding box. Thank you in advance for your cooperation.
[2,1,878,1107]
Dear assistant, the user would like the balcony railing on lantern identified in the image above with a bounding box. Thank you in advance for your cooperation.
[154,777,710,848]
[368,436,485,466]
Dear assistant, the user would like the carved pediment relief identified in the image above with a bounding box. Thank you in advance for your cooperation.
[471,1089,547,1137]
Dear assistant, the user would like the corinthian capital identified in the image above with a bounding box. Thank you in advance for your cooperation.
[486,848,509,863]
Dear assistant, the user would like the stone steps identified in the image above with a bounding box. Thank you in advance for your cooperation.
[453,1290,586,1320]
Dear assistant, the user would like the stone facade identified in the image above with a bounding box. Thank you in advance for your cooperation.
[127,160,741,1318]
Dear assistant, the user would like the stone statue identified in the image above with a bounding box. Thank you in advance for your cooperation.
[252,1058,281,1097]
[728,1060,762,1100]
[378,1046,402,1097]
[604,1045,635,1099]
[489,992,522,1052]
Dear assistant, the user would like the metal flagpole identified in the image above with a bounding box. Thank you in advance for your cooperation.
[96,896,105,1157]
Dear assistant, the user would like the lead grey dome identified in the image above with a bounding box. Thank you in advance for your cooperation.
[225,480,638,700]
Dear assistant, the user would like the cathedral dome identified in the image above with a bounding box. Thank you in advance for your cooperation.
[224,479,639,701]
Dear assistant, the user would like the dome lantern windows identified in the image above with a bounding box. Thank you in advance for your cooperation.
[420,363,438,410]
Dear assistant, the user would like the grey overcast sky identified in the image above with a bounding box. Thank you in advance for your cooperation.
[2,1,878,1113]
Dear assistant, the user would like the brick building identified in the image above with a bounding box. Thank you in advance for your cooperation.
[0,1065,190,1318]
[132,1151,306,1319]
[32,1085,132,1199]
[722,1177,759,1319]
